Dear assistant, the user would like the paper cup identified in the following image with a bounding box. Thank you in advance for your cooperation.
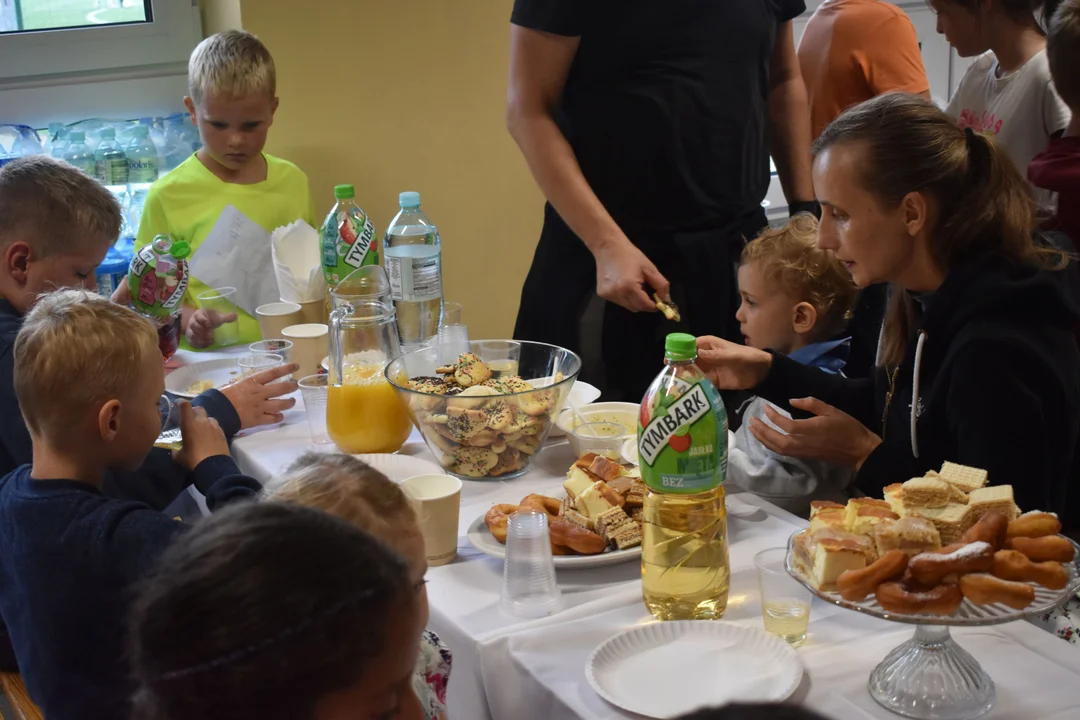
[281,323,329,379]
[256,301,303,340]
[401,474,462,567]
[297,297,328,326]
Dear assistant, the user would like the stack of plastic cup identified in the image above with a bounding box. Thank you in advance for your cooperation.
[298,374,332,444]
[501,509,561,618]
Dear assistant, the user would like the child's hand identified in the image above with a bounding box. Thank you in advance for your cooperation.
[695,336,773,390]
[173,401,231,471]
[186,308,239,349]
[110,278,132,306]
[220,363,301,429]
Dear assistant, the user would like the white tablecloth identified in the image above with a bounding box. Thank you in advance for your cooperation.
[170,349,1080,720]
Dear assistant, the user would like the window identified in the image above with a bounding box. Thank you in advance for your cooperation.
[0,0,200,86]
[1,1,152,35]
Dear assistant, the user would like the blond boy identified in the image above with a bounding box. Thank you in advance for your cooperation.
[729,215,860,516]
[116,30,315,349]
[0,156,299,502]
[0,290,261,718]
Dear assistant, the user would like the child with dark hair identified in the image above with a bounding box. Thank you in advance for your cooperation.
[676,703,833,720]
[265,453,452,719]
[129,501,426,720]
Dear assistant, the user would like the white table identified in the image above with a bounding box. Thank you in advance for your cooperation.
[170,349,1080,720]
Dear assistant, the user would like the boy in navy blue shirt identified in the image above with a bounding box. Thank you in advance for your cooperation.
[0,155,297,673]
[0,290,262,720]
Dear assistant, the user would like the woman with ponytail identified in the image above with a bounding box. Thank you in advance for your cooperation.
[695,93,1080,529]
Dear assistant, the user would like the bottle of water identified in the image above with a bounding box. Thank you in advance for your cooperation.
[43,123,64,158]
[95,128,128,185]
[64,131,97,176]
[127,126,159,184]
[384,191,443,349]
[48,125,69,160]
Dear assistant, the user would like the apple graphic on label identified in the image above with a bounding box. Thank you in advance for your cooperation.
[668,431,691,454]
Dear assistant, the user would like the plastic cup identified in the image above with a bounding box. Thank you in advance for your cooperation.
[298,374,332,444]
[237,352,284,379]
[442,301,463,327]
[154,394,182,450]
[435,323,470,366]
[281,323,329,379]
[196,287,240,347]
[401,474,462,567]
[501,509,561,618]
[256,301,303,340]
[572,421,627,460]
[754,547,812,648]
[249,339,293,364]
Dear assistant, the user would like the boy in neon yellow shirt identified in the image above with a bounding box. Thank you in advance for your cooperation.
[118,30,315,349]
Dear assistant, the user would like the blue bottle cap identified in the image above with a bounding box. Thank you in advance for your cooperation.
[399,191,421,208]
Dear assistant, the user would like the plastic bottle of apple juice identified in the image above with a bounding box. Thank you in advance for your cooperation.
[639,333,730,620]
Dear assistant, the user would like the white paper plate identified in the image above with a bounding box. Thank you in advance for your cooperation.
[587,622,802,718]
[166,358,244,398]
[467,483,642,568]
[547,380,602,437]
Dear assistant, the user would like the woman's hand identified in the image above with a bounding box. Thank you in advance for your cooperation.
[695,336,772,390]
[219,363,300,429]
[750,397,882,471]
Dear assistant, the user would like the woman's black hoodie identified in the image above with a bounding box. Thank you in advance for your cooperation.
[755,244,1080,526]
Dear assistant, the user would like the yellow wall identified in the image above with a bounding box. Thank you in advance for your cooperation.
[200,0,243,35]
[241,0,545,339]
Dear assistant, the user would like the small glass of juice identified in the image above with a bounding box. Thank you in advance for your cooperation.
[754,547,811,648]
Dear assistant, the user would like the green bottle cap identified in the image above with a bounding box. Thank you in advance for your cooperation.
[334,184,355,199]
[170,240,191,260]
[664,333,697,361]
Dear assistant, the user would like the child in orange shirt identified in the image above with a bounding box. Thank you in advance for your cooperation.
[798,0,930,140]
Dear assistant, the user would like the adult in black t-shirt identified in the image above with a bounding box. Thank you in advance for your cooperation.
[507,0,815,401]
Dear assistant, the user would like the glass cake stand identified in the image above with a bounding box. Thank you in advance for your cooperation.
[785,531,1080,720]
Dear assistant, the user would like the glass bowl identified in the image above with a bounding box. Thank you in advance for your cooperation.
[386,340,582,480]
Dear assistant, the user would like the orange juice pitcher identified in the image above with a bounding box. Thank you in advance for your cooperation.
[327,299,412,453]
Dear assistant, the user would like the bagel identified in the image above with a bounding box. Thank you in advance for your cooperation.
[484,504,520,544]
[549,518,607,555]
[520,494,561,521]
[876,580,963,616]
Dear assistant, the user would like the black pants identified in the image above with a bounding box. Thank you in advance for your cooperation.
[514,205,765,403]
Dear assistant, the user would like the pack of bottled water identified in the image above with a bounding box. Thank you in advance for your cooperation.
[2,114,202,295]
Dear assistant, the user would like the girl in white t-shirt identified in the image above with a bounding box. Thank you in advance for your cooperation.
[931,0,1070,206]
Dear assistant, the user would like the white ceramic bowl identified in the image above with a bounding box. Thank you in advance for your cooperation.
[556,401,640,458]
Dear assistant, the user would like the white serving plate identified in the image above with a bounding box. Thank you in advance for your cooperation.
[165,358,244,398]
[586,621,802,718]
[467,483,642,568]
